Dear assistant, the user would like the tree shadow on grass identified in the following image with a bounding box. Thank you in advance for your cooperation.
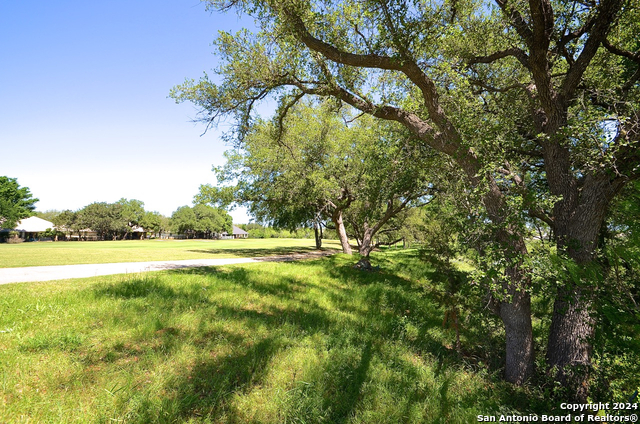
[94,277,179,299]
[88,254,521,421]
[93,275,214,310]
[127,337,281,423]
[337,253,509,372]
[167,266,312,303]
[323,341,375,424]
[186,245,321,258]
[125,294,339,422]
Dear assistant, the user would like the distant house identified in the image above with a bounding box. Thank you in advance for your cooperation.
[221,225,249,239]
[130,225,148,240]
[233,226,249,239]
[0,216,55,241]
[67,229,99,241]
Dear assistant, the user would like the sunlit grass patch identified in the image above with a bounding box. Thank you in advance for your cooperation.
[0,238,342,268]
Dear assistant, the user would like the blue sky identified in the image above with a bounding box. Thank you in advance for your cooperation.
[1,1,258,223]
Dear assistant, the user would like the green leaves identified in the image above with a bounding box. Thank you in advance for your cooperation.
[170,204,233,237]
[0,176,38,229]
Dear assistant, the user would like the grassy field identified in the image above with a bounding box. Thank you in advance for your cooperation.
[0,250,552,423]
[0,239,342,268]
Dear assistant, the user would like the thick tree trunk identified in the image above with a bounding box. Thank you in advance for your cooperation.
[353,227,376,270]
[546,284,595,401]
[546,205,605,399]
[545,173,624,400]
[332,209,352,255]
[499,273,535,385]
[490,238,535,384]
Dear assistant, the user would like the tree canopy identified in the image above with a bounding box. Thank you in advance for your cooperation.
[171,204,233,238]
[74,199,167,240]
[0,177,39,229]
[204,100,435,256]
[172,0,639,397]
[78,202,127,240]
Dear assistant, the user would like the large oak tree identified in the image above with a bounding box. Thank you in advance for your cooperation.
[173,0,639,396]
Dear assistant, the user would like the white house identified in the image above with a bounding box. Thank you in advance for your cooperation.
[0,216,55,241]
[221,225,249,239]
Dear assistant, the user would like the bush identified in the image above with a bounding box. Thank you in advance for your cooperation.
[5,232,23,243]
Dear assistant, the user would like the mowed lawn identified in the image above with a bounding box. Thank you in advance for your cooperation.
[0,250,542,424]
[0,239,342,268]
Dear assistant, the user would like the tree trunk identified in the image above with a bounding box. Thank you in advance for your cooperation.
[482,181,536,385]
[358,226,375,257]
[488,233,535,384]
[545,172,624,400]
[499,276,535,385]
[314,220,322,249]
[546,205,605,400]
[546,284,595,401]
[332,209,352,255]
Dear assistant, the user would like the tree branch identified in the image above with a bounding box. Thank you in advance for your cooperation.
[560,0,624,101]
[273,91,306,158]
[469,47,530,69]
[470,79,529,94]
[528,207,555,228]
[494,0,534,46]
[602,39,640,63]
[281,7,466,152]
[374,237,404,248]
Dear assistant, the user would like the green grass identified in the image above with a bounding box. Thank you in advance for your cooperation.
[0,250,555,423]
[0,239,342,268]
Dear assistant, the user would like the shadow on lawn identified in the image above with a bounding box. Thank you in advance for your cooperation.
[324,340,375,423]
[171,255,466,364]
[170,336,281,422]
[93,275,214,310]
[186,245,324,257]
[89,253,524,421]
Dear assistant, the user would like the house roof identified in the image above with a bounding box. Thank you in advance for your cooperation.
[232,225,248,235]
[13,216,55,232]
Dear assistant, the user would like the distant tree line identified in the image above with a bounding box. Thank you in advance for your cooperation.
[36,200,233,241]
[37,199,170,241]
[236,223,316,239]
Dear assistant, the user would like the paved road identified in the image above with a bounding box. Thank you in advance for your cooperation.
[0,251,335,285]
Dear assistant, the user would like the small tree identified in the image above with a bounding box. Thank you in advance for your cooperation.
[208,101,435,258]
[193,203,233,238]
[171,206,197,238]
[0,177,38,229]
[140,211,168,238]
[52,210,80,240]
[117,198,145,240]
[79,202,126,240]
